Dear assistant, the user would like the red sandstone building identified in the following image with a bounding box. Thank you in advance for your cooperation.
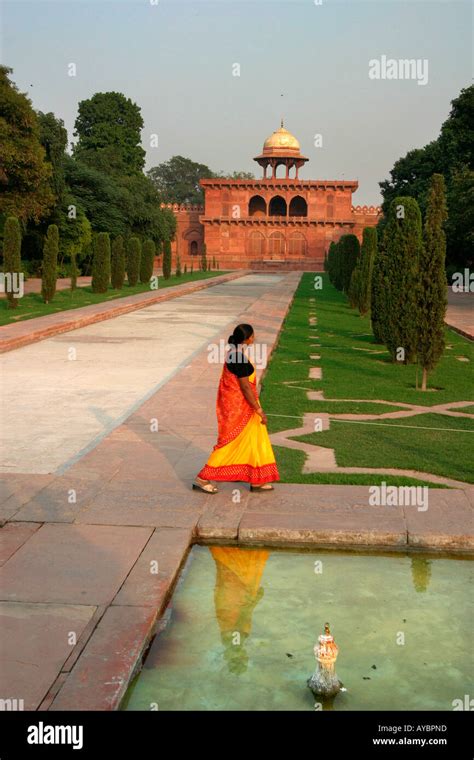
[164,124,382,271]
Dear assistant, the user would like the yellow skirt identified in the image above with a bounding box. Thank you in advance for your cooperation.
[198,411,279,485]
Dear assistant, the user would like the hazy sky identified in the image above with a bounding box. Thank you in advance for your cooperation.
[1,0,471,204]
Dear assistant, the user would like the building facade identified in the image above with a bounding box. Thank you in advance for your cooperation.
[164,124,382,271]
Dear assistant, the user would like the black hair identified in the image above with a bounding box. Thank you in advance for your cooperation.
[228,323,254,346]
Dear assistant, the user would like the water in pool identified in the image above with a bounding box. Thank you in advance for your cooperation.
[122,545,473,711]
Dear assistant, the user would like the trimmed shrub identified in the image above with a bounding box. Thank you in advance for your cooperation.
[127,236,141,286]
[2,216,22,309]
[111,235,125,289]
[140,238,155,283]
[91,232,111,293]
[41,224,59,303]
[162,239,172,279]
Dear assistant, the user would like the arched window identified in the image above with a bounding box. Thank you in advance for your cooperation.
[288,232,307,256]
[269,196,287,217]
[268,231,285,258]
[248,231,265,257]
[190,240,198,255]
[248,195,266,217]
[289,196,307,217]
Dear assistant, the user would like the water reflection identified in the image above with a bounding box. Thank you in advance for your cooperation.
[210,546,269,675]
[411,557,432,593]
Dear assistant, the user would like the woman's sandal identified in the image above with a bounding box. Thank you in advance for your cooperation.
[192,479,218,494]
[250,484,274,492]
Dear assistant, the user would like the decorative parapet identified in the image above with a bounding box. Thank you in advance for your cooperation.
[351,205,383,215]
[160,203,204,213]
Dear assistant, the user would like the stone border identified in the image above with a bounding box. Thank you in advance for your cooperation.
[0,271,249,354]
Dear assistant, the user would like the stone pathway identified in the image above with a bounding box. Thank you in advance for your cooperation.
[0,270,472,712]
[446,286,474,339]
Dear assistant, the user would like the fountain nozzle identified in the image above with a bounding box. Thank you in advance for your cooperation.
[307,622,342,698]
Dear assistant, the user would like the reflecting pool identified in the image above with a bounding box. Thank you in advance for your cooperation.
[122,545,473,711]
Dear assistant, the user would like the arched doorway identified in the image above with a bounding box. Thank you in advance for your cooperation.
[248,231,265,258]
[288,232,307,256]
[269,196,287,217]
[248,195,266,217]
[289,196,307,217]
[189,240,198,256]
[268,231,285,258]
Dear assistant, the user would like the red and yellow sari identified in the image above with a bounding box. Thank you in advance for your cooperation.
[197,353,279,486]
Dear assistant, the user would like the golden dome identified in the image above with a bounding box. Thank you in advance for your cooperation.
[263,125,301,152]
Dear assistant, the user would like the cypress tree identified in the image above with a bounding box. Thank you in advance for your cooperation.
[184,263,187,274]
[127,236,141,286]
[417,174,448,390]
[201,244,207,272]
[340,234,360,294]
[91,232,111,293]
[41,224,59,303]
[358,227,377,316]
[2,216,22,309]
[162,239,172,279]
[190,261,194,274]
[371,243,389,343]
[348,264,361,309]
[176,254,182,277]
[111,235,125,289]
[327,242,337,285]
[383,196,423,363]
[140,238,155,283]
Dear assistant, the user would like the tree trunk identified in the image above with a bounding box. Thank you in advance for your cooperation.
[421,366,428,391]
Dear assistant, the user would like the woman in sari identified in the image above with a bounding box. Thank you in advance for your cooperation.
[193,323,279,493]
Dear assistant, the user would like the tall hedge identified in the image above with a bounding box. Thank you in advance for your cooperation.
[371,243,389,343]
[383,196,423,363]
[91,232,111,293]
[41,224,59,304]
[340,234,360,294]
[127,236,141,286]
[201,243,208,273]
[417,174,448,390]
[140,238,155,283]
[2,216,22,309]
[358,227,377,316]
[111,235,125,289]
[162,239,172,280]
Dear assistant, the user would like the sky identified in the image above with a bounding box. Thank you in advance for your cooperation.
[1,0,472,204]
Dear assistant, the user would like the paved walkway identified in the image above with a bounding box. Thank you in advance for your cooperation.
[0,271,472,711]
[446,286,474,339]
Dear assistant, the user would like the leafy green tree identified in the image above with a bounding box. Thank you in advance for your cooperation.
[162,239,172,280]
[0,66,54,223]
[111,235,125,289]
[140,238,155,283]
[73,92,145,176]
[358,227,377,316]
[2,216,22,309]
[41,224,59,303]
[148,155,214,204]
[383,197,423,363]
[126,237,141,286]
[379,85,473,268]
[417,174,448,390]
[37,111,68,211]
[91,232,111,293]
[64,156,127,236]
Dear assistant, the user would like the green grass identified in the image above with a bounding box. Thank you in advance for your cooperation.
[0,270,225,326]
[273,446,444,488]
[261,273,474,485]
[295,414,473,484]
[449,404,474,414]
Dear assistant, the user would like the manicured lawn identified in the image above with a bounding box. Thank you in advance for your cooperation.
[0,271,225,326]
[261,273,473,485]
